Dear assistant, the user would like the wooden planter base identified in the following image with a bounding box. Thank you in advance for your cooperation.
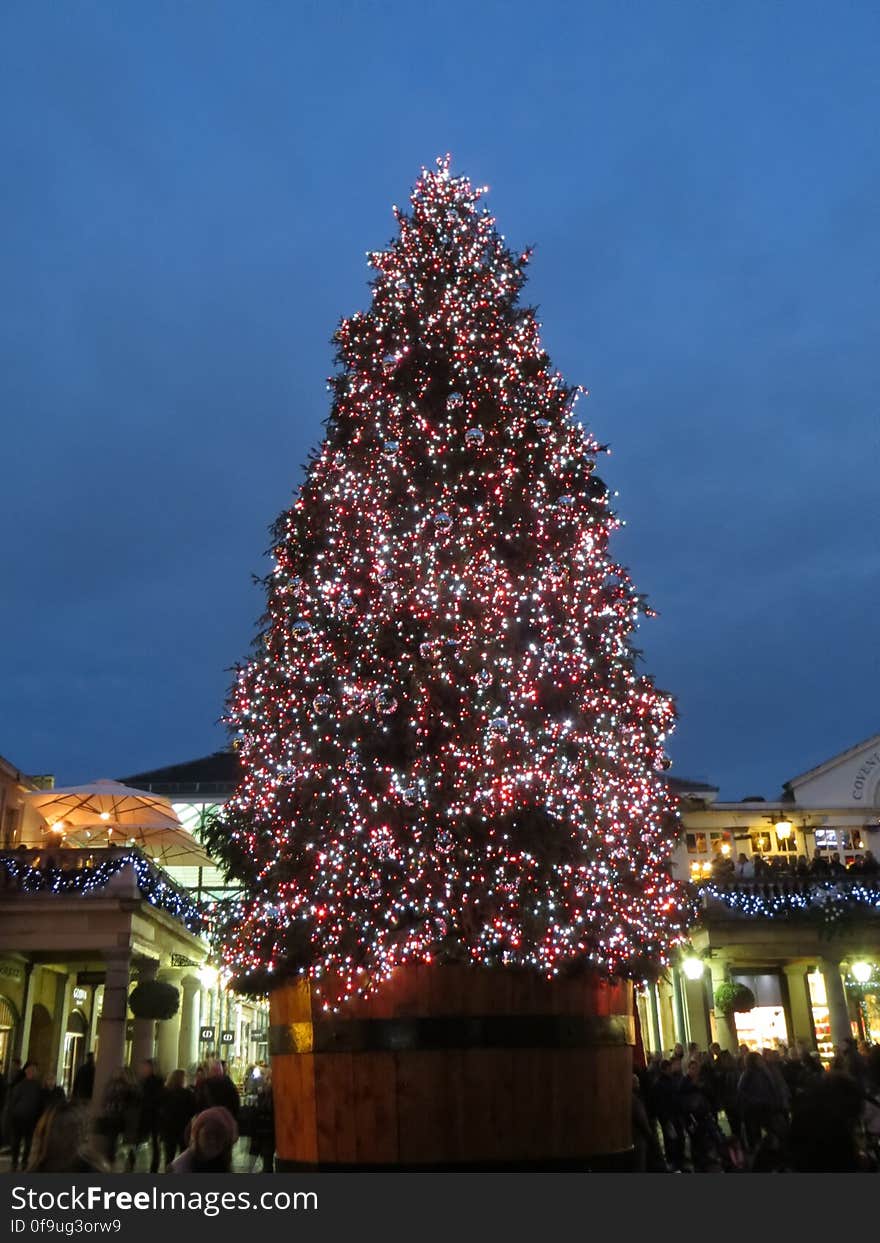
[269,966,634,1169]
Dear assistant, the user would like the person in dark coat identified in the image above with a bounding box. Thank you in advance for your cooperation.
[680,1057,723,1171]
[72,1053,95,1102]
[8,1063,44,1171]
[202,1060,240,1121]
[249,1075,276,1173]
[714,1049,742,1140]
[159,1070,197,1170]
[95,1068,141,1168]
[789,1072,866,1171]
[653,1058,685,1170]
[41,1073,66,1113]
[737,1051,786,1151]
[133,1059,165,1173]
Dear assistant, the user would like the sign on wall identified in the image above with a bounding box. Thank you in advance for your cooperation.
[220,1030,235,1045]
[199,1026,216,1042]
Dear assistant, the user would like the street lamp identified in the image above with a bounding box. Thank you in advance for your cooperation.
[851,961,873,984]
[774,818,793,841]
[682,956,705,981]
[199,962,219,989]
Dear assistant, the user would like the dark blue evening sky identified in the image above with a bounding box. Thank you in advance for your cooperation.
[2,2,878,799]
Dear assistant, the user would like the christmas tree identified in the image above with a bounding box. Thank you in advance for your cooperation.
[208,157,690,1007]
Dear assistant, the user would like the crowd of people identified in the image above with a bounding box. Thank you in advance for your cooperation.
[6,1039,880,1174]
[633,1037,880,1172]
[709,849,879,884]
[0,1055,276,1174]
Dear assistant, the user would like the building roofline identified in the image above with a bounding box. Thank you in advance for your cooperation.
[786,732,880,789]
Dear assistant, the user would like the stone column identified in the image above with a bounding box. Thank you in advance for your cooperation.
[178,975,201,1072]
[213,982,223,1062]
[88,986,102,1055]
[14,962,37,1062]
[671,969,687,1047]
[635,990,651,1054]
[708,958,739,1053]
[820,956,852,1050]
[93,950,131,1112]
[657,977,676,1052]
[155,968,183,1076]
[647,983,662,1054]
[783,963,816,1050]
[682,975,711,1050]
[53,972,75,1084]
[129,958,158,1067]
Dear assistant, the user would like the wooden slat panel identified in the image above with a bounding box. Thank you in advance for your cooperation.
[510,1048,547,1161]
[396,1051,456,1163]
[314,1052,356,1163]
[269,972,635,1166]
[352,1052,399,1164]
[271,1052,318,1164]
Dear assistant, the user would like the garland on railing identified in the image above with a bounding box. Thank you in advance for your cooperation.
[0,852,204,934]
[699,878,880,932]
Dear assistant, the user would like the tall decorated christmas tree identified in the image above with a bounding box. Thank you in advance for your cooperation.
[209,159,690,1166]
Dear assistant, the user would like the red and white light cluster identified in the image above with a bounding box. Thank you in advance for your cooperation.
[213,157,691,1006]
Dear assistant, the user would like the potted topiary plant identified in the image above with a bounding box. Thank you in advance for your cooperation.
[128,979,180,1021]
[713,980,756,1015]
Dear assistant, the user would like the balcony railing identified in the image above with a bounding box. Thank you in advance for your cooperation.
[697,870,880,921]
[0,846,205,934]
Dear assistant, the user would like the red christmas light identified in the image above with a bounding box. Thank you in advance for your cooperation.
[206,157,692,1006]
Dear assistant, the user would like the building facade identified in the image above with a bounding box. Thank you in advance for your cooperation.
[0,752,268,1104]
[639,733,880,1060]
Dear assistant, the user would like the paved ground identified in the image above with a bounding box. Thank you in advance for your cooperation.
[0,1136,267,1175]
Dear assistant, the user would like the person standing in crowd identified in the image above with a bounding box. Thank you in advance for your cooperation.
[249,1071,276,1174]
[8,1063,44,1171]
[653,1058,685,1170]
[836,1037,868,1089]
[27,1102,107,1174]
[95,1067,141,1168]
[72,1053,95,1102]
[679,1056,723,1171]
[168,1106,238,1174]
[159,1070,197,1170]
[202,1058,240,1121]
[737,1051,787,1156]
[133,1059,165,1173]
[735,853,755,880]
[192,1064,208,1112]
[789,1072,867,1171]
[41,1072,65,1113]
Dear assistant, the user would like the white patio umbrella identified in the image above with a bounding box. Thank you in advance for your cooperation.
[24,778,213,868]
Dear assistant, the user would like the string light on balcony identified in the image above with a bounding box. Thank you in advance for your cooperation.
[700,877,880,923]
[0,852,204,933]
